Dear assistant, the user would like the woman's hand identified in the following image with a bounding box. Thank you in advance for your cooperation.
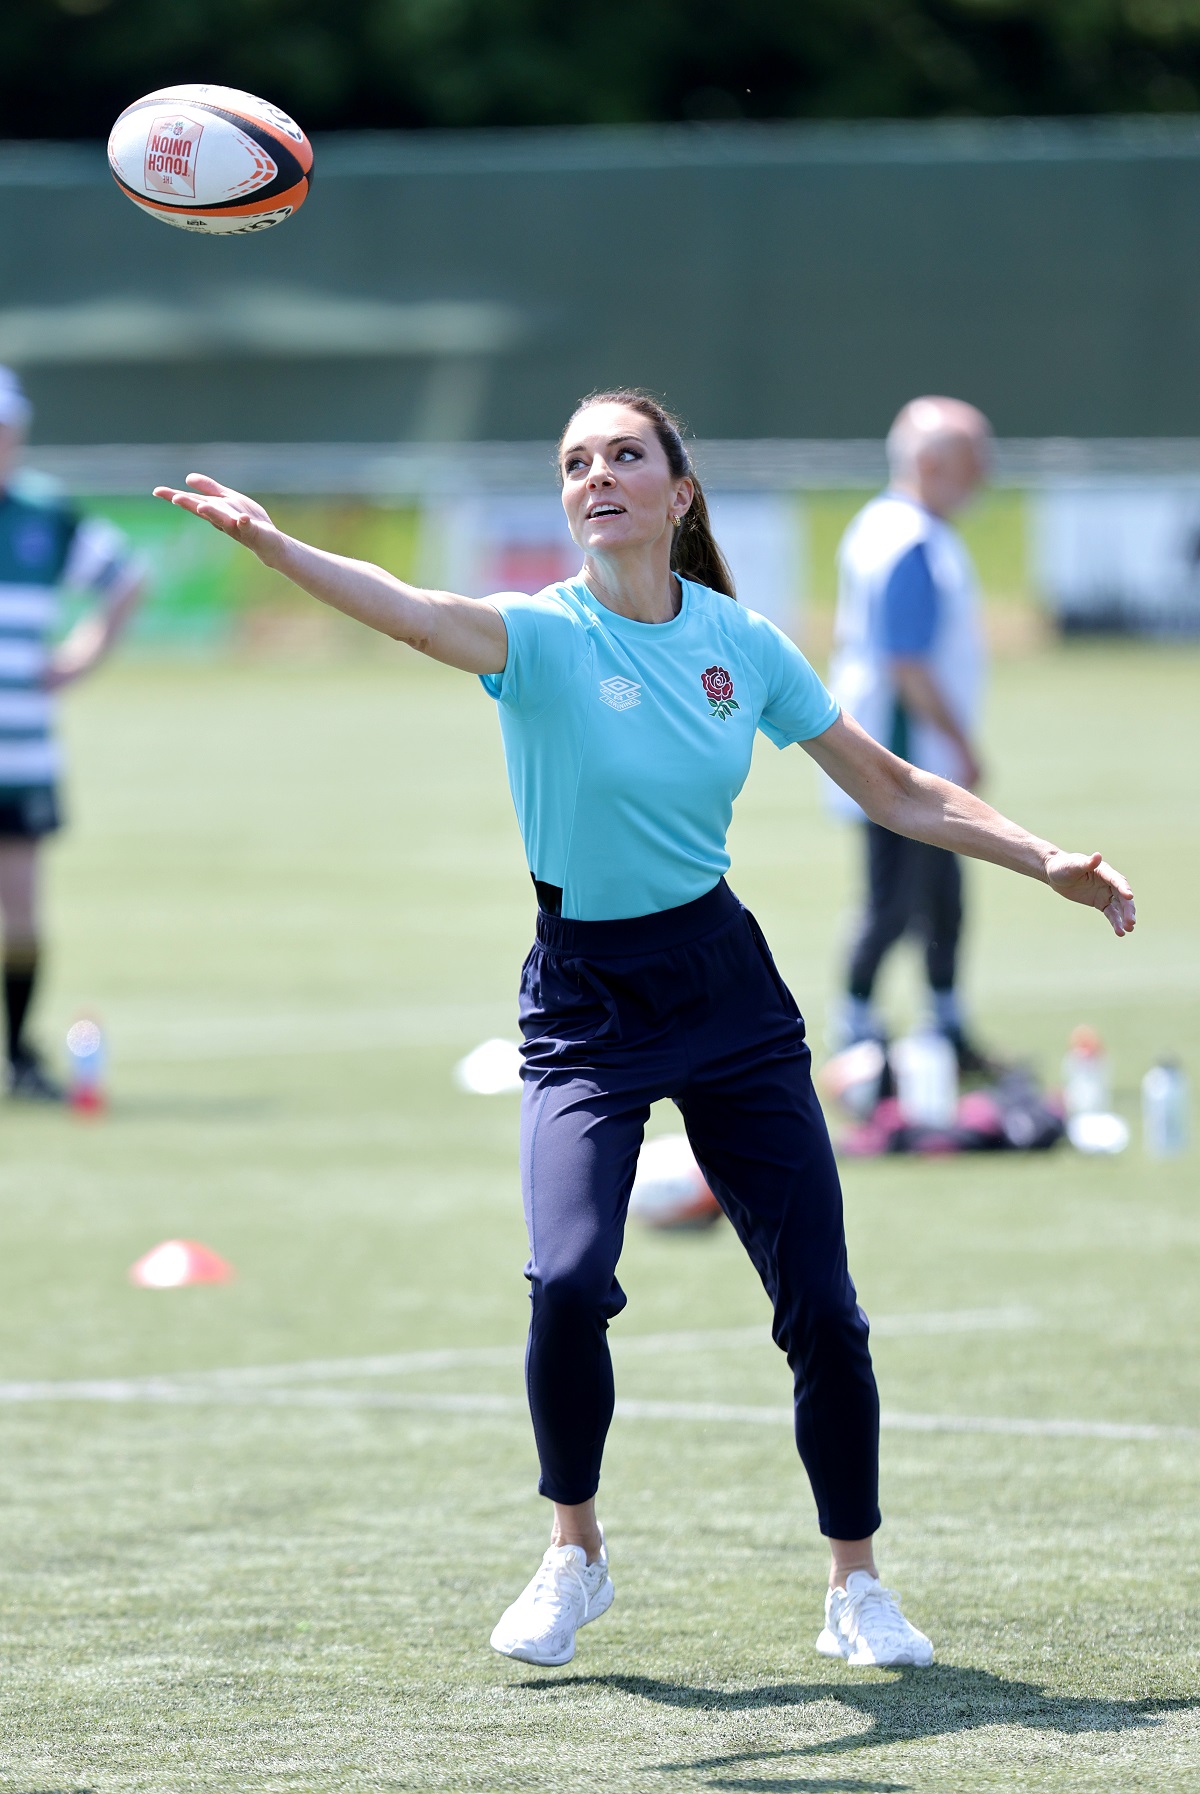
[152,474,287,568]
[1045,850,1136,938]
[804,712,1137,938]
[151,470,508,673]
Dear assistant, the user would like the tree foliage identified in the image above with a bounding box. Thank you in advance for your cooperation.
[7,0,1200,137]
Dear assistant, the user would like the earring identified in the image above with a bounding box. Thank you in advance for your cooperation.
[671,514,682,529]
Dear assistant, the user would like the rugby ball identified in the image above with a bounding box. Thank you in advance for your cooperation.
[107,85,312,234]
[628,1134,722,1230]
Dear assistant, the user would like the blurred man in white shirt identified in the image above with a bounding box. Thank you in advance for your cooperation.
[828,396,996,1072]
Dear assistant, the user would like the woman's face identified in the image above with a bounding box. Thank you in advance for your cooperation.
[559,402,693,554]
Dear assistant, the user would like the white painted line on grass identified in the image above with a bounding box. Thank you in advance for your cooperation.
[0,1376,1190,1443]
[0,1308,1187,1444]
[0,1380,525,1414]
[126,1307,1040,1389]
[879,1410,1197,1442]
[620,1402,1198,1441]
[0,1309,1040,1397]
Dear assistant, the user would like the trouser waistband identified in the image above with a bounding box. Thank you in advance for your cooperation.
[534,878,739,957]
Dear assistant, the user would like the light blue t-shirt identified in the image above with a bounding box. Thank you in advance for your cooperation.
[480,575,839,920]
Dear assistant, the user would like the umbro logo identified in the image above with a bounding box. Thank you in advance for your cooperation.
[598,676,642,712]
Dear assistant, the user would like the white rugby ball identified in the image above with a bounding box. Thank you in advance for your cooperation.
[628,1134,722,1230]
[453,1038,523,1096]
[107,84,313,234]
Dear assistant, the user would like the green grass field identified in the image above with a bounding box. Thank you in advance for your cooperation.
[0,635,1196,1793]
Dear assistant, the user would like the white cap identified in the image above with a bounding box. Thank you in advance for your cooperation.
[0,367,31,431]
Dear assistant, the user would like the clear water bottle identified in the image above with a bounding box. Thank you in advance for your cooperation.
[65,1016,106,1114]
[1062,1025,1110,1118]
[1142,1061,1189,1158]
[893,1030,958,1128]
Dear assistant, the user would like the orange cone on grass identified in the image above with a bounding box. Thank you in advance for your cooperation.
[129,1240,235,1288]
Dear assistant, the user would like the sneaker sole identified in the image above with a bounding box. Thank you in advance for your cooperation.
[490,1575,614,1668]
[847,1640,934,1668]
[490,1634,577,1668]
[815,1625,934,1668]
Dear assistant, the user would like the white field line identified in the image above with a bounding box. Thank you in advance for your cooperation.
[878,1410,1198,1442]
[0,1309,1039,1399]
[620,1401,1198,1442]
[0,1380,524,1414]
[0,1311,1189,1443]
[0,1378,1190,1443]
[126,1307,1041,1391]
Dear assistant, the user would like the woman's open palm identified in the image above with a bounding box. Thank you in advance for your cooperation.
[152,474,284,566]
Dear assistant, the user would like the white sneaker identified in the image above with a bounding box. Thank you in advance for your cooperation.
[816,1569,934,1667]
[490,1537,614,1667]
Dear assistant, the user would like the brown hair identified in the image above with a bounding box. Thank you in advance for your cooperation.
[560,388,736,599]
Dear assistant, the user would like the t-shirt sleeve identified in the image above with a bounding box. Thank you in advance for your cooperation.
[755,618,840,748]
[478,590,590,715]
[881,541,938,656]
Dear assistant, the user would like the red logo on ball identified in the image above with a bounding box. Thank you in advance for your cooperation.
[702,665,739,719]
[144,114,203,197]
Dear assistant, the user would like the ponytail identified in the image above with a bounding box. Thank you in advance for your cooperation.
[561,388,736,600]
[672,479,734,598]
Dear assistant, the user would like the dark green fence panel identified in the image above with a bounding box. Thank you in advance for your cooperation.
[4,119,1200,443]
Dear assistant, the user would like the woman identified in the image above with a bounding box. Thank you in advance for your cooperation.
[155,390,1134,1672]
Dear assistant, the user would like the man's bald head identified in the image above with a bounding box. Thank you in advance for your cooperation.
[886,396,991,518]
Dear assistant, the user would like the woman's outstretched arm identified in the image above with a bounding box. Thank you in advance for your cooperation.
[153,474,508,675]
[803,710,1136,938]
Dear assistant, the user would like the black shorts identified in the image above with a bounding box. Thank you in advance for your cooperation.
[0,786,62,840]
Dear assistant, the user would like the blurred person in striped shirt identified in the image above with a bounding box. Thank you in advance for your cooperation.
[0,367,144,1098]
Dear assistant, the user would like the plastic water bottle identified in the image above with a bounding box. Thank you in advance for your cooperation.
[893,1030,958,1128]
[1062,1025,1110,1118]
[65,1017,106,1114]
[1142,1061,1189,1158]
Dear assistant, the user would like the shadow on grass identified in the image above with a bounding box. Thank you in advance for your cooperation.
[517,1665,1194,1786]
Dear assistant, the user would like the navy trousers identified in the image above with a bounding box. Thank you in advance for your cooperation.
[517,878,881,1540]
[847,822,963,1000]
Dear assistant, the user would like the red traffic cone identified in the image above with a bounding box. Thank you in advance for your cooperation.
[129,1239,235,1289]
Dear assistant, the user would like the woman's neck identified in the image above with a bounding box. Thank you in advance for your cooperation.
[580,547,681,623]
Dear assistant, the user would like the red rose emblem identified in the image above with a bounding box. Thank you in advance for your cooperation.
[701,665,740,719]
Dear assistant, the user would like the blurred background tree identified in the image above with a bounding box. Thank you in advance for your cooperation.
[6,0,1200,137]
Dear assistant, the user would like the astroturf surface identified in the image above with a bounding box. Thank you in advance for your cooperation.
[0,637,1195,1792]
